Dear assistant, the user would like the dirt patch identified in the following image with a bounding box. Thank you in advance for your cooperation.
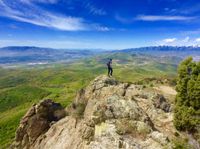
[154,86,177,96]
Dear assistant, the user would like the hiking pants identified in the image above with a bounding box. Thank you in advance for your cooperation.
[108,67,113,76]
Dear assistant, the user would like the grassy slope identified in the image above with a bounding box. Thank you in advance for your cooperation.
[0,53,177,148]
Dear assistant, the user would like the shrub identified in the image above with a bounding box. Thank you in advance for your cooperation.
[174,106,198,131]
[172,137,192,149]
[174,57,200,131]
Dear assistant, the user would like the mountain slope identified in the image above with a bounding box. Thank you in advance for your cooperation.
[11,75,185,149]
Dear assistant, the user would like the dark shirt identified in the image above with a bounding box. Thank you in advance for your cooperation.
[107,60,112,68]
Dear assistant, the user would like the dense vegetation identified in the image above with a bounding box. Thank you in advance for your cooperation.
[174,57,200,132]
[0,53,178,148]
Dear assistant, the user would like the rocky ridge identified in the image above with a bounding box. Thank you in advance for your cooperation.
[12,75,178,149]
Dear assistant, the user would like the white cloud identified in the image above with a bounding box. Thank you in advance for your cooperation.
[182,36,190,42]
[95,26,110,31]
[0,0,108,31]
[163,38,177,43]
[135,15,196,21]
[157,37,200,46]
[196,38,200,42]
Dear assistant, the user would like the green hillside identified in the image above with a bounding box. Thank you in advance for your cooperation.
[0,53,178,148]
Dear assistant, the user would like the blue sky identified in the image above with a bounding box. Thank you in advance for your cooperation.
[0,0,200,49]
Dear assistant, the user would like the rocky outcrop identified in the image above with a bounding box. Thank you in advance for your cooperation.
[11,99,66,149]
[12,75,177,149]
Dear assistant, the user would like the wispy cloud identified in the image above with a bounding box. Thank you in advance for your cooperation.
[0,0,108,31]
[115,14,196,24]
[173,4,200,15]
[21,0,59,4]
[115,14,134,24]
[85,2,106,16]
[180,29,200,36]
[135,15,196,21]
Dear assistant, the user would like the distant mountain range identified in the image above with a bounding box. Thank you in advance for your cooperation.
[0,46,199,65]
[0,46,102,64]
[113,46,200,60]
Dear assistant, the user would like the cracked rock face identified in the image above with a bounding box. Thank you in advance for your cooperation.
[12,75,176,149]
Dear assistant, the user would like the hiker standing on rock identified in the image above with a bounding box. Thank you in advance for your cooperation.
[107,59,113,77]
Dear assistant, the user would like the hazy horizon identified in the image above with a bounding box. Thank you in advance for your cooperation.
[1,45,200,51]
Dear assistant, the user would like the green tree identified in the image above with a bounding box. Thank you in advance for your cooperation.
[174,57,200,131]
